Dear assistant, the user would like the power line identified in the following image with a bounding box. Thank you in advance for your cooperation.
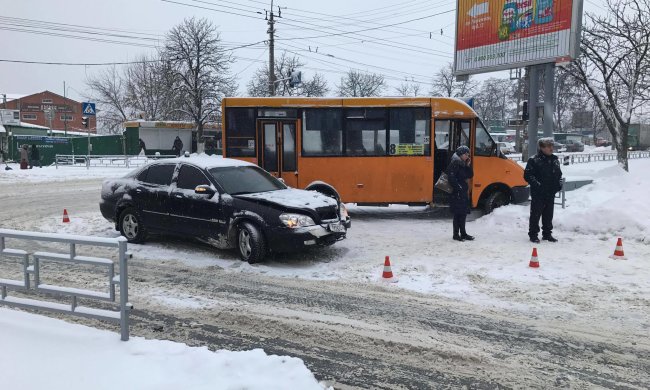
[0,41,268,67]
[160,0,263,19]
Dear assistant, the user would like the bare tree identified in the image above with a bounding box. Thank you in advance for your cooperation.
[86,65,132,134]
[474,78,516,123]
[394,82,422,97]
[164,17,236,153]
[430,63,478,97]
[125,55,180,121]
[337,70,386,97]
[568,0,650,171]
[247,52,328,97]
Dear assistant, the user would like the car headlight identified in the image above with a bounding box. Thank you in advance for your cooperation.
[339,203,349,219]
[279,213,315,228]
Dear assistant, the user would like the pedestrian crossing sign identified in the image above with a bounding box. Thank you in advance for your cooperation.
[82,102,96,116]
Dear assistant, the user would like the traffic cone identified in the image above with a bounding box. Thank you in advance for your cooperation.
[62,209,70,223]
[529,248,540,268]
[609,238,627,260]
[381,256,398,283]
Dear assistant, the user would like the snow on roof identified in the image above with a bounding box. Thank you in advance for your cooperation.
[14,122,50,130]
[50,129,93,136]
[0,124,6,133]
[160,153,254,169]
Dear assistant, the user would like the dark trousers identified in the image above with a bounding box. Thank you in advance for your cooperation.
[453,213,467,237]
[529,196,555,238]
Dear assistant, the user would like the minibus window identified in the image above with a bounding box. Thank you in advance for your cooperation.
[475,121,497,156]
[303,109,343,156]
[389,108,431,156]
[226,108,256,157]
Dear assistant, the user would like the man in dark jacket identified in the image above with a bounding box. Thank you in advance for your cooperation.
[524,138,563,243]
[172,136,183,157]
[448,145,475,241]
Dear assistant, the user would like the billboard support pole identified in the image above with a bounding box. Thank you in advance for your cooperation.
[543,63,555,138]
[528,65,540,159]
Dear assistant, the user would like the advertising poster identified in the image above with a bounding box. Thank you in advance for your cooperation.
[454,0,582,75]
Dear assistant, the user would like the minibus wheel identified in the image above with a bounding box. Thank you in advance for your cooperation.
[483,191,509,214]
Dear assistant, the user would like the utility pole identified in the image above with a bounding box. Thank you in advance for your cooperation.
[63,81,68,137]
[266,0,281,96]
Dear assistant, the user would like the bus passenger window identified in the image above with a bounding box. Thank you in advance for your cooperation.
[226,108,256,157]
[475,121,497,156]
[389,108,431,156]
[303,109,343,156]
[345,108,386,156]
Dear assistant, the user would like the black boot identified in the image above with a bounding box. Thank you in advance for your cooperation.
[453,235,465,242]
[461,234,475,241]
[530,236,540,243]
[542,235,558,242]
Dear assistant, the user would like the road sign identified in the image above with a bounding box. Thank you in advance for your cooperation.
[82,102,96,116]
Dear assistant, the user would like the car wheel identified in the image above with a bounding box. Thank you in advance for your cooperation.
[237,222,266,264]
[119,207,147,243]
[483,191,510,214]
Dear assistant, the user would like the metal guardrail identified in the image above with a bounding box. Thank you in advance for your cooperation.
[556,178,566,209]
[0,229,131,341]
[55,154,176,169]
[509,150,650,164]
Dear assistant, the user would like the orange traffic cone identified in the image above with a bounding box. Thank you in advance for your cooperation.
[381,256,398,282]
[610,238,627,260]
[529,248,540,268]
[62,209,70,223]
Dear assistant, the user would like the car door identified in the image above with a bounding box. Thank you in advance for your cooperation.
[170,163,224,238]
[132,163,175,230]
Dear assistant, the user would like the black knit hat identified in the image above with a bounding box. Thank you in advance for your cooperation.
[456,145,470,156]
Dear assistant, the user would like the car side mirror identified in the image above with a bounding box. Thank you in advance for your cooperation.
[195,185,216,198]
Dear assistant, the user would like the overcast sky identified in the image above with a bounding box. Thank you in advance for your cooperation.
[1,0,600,101]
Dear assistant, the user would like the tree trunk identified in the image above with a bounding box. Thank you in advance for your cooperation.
[618,124,629,171]
[196,122,205,154]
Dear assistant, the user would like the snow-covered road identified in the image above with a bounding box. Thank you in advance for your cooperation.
[1,160,649,388]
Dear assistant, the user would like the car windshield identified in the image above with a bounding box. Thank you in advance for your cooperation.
[209,166,286,195]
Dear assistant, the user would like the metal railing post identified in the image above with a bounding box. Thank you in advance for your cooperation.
[118,238,130,341]
[562,178,566,209]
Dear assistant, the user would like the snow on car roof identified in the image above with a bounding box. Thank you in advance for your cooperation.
[156,153,255,170]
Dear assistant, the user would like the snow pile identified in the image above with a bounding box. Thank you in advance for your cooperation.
[484,159,650,243]
[0,308,327,390]
[0,164,133,183]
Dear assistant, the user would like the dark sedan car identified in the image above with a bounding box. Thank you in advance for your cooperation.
[100,156,350,263]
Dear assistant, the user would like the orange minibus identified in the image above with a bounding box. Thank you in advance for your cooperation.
[221,97,529,212]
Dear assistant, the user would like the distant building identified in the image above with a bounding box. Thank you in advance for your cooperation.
[0,91,96,134]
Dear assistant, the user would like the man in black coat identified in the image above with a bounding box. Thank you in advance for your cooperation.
[524,138,563,243]
[448,145,475,241]
[172,136,183,157]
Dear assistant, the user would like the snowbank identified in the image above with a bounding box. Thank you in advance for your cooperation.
[0,164,133,183]
[0,308,326,390]
[485,159,650,243]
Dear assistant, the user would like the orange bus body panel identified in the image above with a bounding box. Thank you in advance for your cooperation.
[297,157,434,204]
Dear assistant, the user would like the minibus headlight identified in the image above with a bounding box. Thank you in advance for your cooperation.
[279,213,315,228]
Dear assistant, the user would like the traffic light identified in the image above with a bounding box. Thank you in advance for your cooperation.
[82,116,89,128]
[289,70,302,88]
[521,100,529,121]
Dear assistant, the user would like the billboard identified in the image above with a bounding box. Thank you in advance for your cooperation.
[0,109,20,125]
[454,0,584,75]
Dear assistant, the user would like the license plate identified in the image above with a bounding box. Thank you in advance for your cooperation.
[329,222,346,233]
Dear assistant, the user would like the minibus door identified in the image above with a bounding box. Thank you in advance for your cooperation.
[434,119,472,202]
[259,120,299,187]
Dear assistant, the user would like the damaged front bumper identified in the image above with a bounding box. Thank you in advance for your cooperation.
[266,219,348,252]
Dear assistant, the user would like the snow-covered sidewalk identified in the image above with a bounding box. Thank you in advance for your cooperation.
[0,308,327,390]
[0,163,132,183]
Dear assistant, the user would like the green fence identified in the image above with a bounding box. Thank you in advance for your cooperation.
[8,128,140,166]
